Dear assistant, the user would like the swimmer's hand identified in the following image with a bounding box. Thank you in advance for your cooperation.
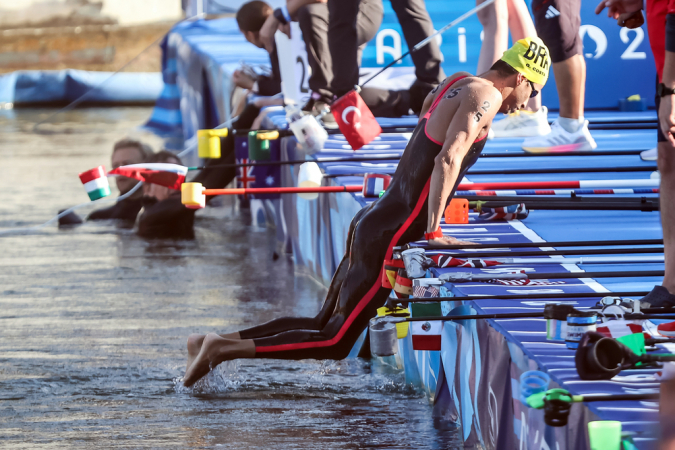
[428,236,479,247]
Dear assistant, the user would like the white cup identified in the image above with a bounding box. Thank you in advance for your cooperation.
[297,162,323,200]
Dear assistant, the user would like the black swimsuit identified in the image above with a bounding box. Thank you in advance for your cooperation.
[240,76,488,359]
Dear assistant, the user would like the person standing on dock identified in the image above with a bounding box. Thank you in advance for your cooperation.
[520,0,598,152]
[596,0,675,308]
[181,38,550,387]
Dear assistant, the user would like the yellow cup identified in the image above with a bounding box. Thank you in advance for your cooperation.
[197,129,229,159]
[377,306,410,339]
[181,182,206,209]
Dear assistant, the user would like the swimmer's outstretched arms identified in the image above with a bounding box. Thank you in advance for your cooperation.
[183,38,551,387]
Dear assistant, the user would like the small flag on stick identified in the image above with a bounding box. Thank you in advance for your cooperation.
[108,163,188,190]
[332,90,381,150]
[79,166,111,201]
[411,303,443,351]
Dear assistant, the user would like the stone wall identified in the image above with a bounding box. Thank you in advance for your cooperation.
[0,1,182,73]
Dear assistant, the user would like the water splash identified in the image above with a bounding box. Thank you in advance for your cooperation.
[174,360,243,394]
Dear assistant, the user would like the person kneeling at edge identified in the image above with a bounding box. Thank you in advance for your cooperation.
[182,38,550,387]
[58,139,153,227]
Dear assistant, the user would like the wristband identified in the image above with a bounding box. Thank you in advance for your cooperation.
[273,8,288,24]
[424,227,443,240]
[281,5,292,23]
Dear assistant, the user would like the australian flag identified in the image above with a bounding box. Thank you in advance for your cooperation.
[234,135,281,199]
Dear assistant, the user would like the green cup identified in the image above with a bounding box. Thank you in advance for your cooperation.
[588,421,622,450]
[248,131,271,161]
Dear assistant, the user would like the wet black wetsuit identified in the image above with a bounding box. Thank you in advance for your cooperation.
[239,76,488,359]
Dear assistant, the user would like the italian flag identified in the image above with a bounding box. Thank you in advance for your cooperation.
[411,302,443,351]
[108,163,188,190]
[79,166,111,201]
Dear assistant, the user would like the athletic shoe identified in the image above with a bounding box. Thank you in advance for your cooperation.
[311,100,338,129]
[491,106,552,138]
[641,147,657,161]
[641,285,675,308]
[657,321,675,337]
[487,128,495,140]
[521,119,597,153]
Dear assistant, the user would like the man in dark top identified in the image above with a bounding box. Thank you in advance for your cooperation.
[258,0,413,119]
[137,151,197,239]
[136,143,238,239]
[234,1,282,98]
[59,139,152,226]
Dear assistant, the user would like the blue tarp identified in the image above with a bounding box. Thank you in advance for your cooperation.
[0,70,163,105]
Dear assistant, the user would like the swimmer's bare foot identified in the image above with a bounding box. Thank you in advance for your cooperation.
[183,333,255,387]
[186,332,242,373]
[186,334,205,373]
[428,236,479,247]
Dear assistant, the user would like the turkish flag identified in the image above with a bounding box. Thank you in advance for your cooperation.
[331,90,381,150]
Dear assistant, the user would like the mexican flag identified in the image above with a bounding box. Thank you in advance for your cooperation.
[108,163,188,190]
[79,166,111,201]
[411,302,443,351]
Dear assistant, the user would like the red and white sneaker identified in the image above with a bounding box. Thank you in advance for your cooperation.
[657,321,675,337]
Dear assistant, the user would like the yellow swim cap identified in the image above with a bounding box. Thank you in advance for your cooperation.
[500,37,551,86]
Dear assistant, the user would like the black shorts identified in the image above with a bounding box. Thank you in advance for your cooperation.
[656,75,668,143]
[532,0,583,63]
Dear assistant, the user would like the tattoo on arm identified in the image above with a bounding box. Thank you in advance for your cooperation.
[444,88,461,99]
[431,80,445,94]
[474,100,491,122]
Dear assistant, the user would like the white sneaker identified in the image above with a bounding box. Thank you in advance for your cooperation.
[487,128,495,140]
[521,119,597,153]
[491,106,551,138]
[641,147,657,161]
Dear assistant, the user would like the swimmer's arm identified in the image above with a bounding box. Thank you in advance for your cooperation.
[426,90,498,237]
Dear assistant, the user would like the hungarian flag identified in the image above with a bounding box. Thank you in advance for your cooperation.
[79,165,111,201]
[411,303,443,351]
[430,255,502,268]
[331,90,381,150]
[108,163,188,190]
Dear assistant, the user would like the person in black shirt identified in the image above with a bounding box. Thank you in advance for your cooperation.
[59,138,152,226]
[136,151,196,239]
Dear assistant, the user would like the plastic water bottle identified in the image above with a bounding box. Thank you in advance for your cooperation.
[286,105,327,155]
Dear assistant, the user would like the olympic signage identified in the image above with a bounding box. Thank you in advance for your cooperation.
[361,0,656,110]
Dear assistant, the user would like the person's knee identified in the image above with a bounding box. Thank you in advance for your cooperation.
[658,142,675,176]
[477,0,507,28]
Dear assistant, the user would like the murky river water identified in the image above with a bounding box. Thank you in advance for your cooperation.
[0,108,460,449]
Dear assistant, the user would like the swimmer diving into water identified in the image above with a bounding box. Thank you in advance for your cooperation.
[182,38,551,387]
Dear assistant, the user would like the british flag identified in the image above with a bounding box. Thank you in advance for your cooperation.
[237,159,257,189]
[477,203,529,221]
